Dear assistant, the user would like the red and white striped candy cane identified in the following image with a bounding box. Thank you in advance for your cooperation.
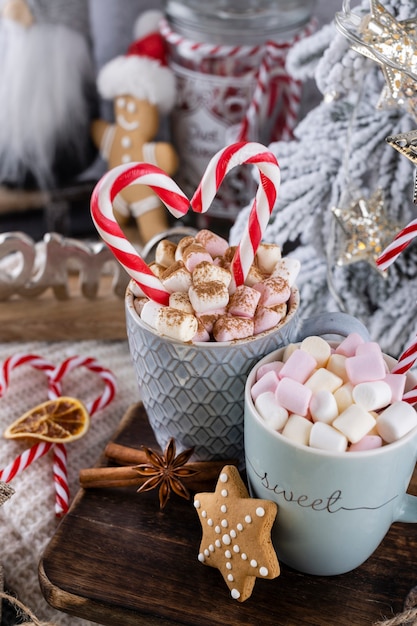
[0,354,56,483]
[376,217,417,272]
[191,141,281,286]
[90,162,190,306]
[392,336,417,375]
[48,355,117,516]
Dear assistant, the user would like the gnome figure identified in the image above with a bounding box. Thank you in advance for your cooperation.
[91,11,178,244]
[0,0,97,189]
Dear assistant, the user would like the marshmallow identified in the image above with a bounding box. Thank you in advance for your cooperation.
[256,361,284,381]
[345,351,386,385]
[228,285,260,318]
[133,296,148,316]
[251,371,279,401]
[197,310,225,334]
[182,243,213,272]
[155,239,177,267]
[352,381,392,412]
[195,229,229,257]
[300,336,331,368]
[193,320,211,342]
[278,348,317,384]
[161,261,192,293]
[256,243,281,274]
[245,264,266,287]
[355,341,383,357]
[309,422,348,452]
[169,292,194,313]
[305,368,343,394]
[271,257,301,287]
[212,316,254,342]
[253,306,283,335]
[326,354,348,383]
[334,383,354,414]
[175,236,195,261]
[310,390,339,424]
[189,281,229,313]
[348,435,383,452]
[148,262,165,278]
[253,276,291,307]
[275,377,312,416]
[255,392,288,431]
[281,414,313,446]
[192,261,231,288]
[376,402,417,443]
[282,343,298,362]
[383,373,407,403]
[141,300,198,342]
[333,405,376,444]
[335,333,365,357]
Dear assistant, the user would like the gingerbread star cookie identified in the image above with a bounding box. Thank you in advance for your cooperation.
[194,465,280,602]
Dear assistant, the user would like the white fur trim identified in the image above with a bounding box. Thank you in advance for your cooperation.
[133,10,163,39]
[97,55,176,115]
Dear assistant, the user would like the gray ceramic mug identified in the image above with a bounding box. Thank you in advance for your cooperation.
[245,346,417,575]
[126,280,370,465]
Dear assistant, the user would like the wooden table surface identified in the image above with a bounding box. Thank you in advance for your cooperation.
[39,404,417,626]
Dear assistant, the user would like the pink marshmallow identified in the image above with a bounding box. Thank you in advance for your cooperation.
[383,373,407,403]
[355,341,383,357]
[195,229,229,257]
[275,377,312,416]
[256,361,284,381]
[228,285,260,318]
[348,435,383,452]
[345,351,386,385]
[182,243,213,272]
[253,306,283,335]
[335,332,365,357]
[278,348,317,384]
[213,316,254,342]
[251,370,279,401]
[253,276,291,307]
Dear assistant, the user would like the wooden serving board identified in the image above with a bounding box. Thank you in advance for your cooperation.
[39,404,417,626]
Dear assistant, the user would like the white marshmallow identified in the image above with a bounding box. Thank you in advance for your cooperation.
[255,392,288,431]
[155,239,177,267]
[326,354,349,383]
[305,368,343,393]
[174,236,195,261]
[169,292,194,313]
[256,242,281,274]
[189,280,229,313]
[333,405,376,444]
[281,414,313,446]
[310,390,339,424]
[376,402,417,443]
[140,300,162,329]
[192,261,231,288]
[352,381,392,412]
[271,257,301,287]
[156,306,199,342]
[161,261,192,293]
[309,422,348,452]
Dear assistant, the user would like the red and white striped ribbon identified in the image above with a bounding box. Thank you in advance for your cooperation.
[160,17,316,143]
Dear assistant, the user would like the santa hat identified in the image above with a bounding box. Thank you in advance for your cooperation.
[96,11,176,115]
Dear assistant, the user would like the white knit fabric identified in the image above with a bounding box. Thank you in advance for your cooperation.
[0,339,140,625]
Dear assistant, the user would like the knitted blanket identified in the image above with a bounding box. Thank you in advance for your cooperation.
[0,339,140,625]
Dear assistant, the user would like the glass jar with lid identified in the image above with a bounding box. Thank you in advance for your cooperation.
[161,0,316,232]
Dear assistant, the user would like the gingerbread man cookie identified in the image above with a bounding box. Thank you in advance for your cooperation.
[194,465,280,602]
[92,12,178,244]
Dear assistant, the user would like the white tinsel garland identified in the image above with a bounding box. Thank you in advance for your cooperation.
[230,0,417,357]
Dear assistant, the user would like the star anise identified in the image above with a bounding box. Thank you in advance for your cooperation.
[134,438,199,509]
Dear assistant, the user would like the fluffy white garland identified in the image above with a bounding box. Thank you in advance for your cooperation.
[230,0,417,358]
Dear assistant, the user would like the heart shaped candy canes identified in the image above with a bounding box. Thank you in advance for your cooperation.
[90,141,281,304]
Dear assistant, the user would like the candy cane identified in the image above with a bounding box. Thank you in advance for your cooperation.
[392,337,417,375]
[0,354,56,483]
[90,141,281,292]
[90,162,190,305]
[0,353,116,517]
[191,141,281,286]
[48,355,117,516]
[376,217,417,271]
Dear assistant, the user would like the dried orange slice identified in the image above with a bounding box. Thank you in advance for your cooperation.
[3,397,90,443]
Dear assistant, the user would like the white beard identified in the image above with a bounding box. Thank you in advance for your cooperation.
[0,19,96,189]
